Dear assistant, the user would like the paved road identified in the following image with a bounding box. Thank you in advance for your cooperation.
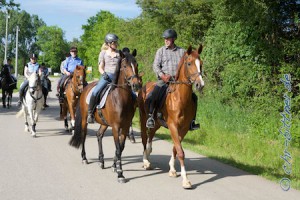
[0,78,299,200]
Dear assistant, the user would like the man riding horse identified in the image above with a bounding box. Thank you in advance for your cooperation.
[56,47,83,102]
[146,29,200,130]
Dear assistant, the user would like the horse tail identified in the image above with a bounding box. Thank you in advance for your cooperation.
[69,103,83,148]
[16,107,24,118]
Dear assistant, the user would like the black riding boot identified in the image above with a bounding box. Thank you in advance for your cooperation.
[88,94,96,124]
[146,85,161,128]
[17,88,24,107]
[190,93,200,130]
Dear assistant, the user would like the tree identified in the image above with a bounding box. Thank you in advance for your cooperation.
[36,26,68,72]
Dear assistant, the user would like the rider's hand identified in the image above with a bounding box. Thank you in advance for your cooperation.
[102,72,111,82]
[161,74,171,83]
[66,71,71,76]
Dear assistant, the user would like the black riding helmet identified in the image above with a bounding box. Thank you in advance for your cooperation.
[30,53,38,59]
[105,33,119,43]
[162,29,177,39]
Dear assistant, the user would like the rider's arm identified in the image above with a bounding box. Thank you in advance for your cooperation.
[153,48,164,78]
[98,51,105,75]
[63,58,71,76]
[24,65,29,79]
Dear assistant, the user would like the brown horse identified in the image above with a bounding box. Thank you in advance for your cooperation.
[60,65,86,132]
[138,45,204,189]
[69,49,142,183]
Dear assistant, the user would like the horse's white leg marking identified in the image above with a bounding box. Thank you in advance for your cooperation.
[181,166,192,189]
[143,141,152,169]
[169,154,177,177]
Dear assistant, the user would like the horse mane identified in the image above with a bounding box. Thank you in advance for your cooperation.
[175,53,186,81]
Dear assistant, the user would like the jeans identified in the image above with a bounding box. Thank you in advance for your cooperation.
[92,73,115,97]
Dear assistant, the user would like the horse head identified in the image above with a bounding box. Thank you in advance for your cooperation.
[72,65,86,93]
[118,49,143,92]
[176,44,204,92]
[28,72,41,95]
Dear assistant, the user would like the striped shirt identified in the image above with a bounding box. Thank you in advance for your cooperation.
[153,45,185,77]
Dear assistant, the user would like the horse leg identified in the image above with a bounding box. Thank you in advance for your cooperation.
[112,127,126,183]
[23,107,30,132]
[81,122,88,164]
[31,111,38,137]
[169,125,192,189]
[2,92,6,108]
[128,123,135,143]
[169,146,178,177]
[97,125,108,169]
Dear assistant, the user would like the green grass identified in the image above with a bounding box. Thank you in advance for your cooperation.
[131,95,300,191]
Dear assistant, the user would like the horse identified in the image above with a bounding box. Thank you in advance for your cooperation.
[16,72,44,137]
[40,71,49,108]
[69,49,142,183]
[59,65,86,132]
[0,66,15,108]
[138,45,204,189]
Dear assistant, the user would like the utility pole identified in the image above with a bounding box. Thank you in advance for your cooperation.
[15,25,19,78]
[4,10,10,64]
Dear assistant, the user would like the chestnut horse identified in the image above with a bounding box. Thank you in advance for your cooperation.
[60,65,86,132]
[69,49,142,183]
[138,45,204,189]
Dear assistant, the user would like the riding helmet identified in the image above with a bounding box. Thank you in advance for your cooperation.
[105,33,119,43]
[162,29,177,39]
[30,53,38,59]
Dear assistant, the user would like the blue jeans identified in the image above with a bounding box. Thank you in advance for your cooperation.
[92,73,116,97]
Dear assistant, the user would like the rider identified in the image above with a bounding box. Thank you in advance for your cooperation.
[57,47,83,101]
[40,63,51,107]
[87,33,120,123]
[17,53,41,107]
[56,53,70,95]
[146,29,200,130]
[0,57,17,89]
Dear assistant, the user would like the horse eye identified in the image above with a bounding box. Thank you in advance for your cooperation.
[187,62,191,66]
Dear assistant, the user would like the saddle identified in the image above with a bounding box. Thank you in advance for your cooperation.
[86,84,112,109]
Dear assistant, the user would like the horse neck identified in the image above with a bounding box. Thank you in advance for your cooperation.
[174,62,193,100]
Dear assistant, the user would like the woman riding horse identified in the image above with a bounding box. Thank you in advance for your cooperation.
[69,47,142,183]
[138,44,204,189]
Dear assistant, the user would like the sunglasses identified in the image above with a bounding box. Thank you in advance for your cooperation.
[70,51,78,53]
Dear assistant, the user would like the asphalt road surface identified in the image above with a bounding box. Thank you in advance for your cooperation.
[0,78,299,200]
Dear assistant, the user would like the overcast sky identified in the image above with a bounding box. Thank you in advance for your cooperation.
[15,0,142,41]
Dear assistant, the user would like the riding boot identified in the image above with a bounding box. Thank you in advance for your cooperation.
[146,85,161,128]
[190,93,200,130]
[87,94,96,123]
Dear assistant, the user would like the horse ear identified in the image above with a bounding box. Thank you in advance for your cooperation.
[132,49,137,57]
[198,44,203,54]
[119,50,125,58]
[187,45,193,55]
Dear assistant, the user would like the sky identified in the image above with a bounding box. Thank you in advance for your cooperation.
[15,0,142,41]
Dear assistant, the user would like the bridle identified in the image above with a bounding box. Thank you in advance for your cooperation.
[71,69,85,95]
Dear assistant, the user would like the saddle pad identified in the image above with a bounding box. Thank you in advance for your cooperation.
[86,85,112,109]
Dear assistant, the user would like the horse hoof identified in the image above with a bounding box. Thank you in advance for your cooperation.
[182,181,192,189]
[82,160,89,164]
[112,166,117,173]
[129,136,135,143]
[99,163,105,169]
[168,170,177,177]
[31,134,36,138]
[118,177,126,183]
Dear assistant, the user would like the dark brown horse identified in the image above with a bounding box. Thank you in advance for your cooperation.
[69,49,142,183]
[138,45,204,189]
[1,66,15,108]
[60,65,86,132]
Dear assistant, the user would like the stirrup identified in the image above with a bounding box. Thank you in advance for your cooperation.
[87,114,95,124]
[146,115,155,128]
[190,120,200,131]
